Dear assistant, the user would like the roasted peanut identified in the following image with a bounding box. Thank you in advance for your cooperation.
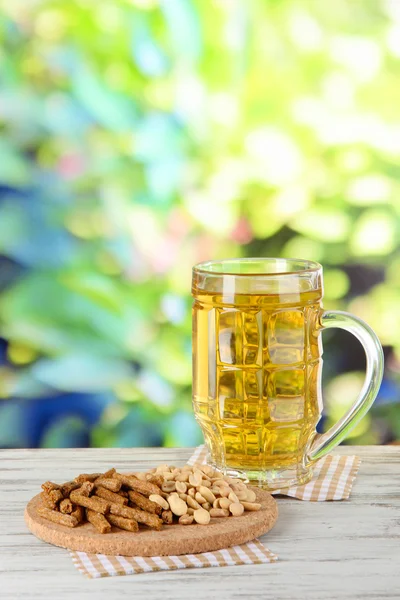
[168,494,187,516]
[213,498,220,509]
[198,486,216,503]
[193,507,210,525]
[229,502,244,517]
[212,479,229,487]
[161,480,176,493]
[156,464,170,473]
[210,508,230,518]
[219,497,232,510]
[187,496,201,510]
[245,489,257,503]
[195,492,207,504]
[175,481,187,494]
[235,490,248,501]
[189,470,202,487]
[149,494,169,510]
[200,479,211,488]
[202,502,211,511]
[179,514,194,525]
[241,501,261,511]
[228,491,239,503]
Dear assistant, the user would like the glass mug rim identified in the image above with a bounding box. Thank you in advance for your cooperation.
[193,257,322,278]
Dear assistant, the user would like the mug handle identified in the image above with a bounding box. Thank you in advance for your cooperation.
[307,310,384,463]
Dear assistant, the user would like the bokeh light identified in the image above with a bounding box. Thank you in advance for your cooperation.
[0,0,398,449]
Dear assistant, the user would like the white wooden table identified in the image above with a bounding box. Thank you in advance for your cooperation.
[1,446,399,599]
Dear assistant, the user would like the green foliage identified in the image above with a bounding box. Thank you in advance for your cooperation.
[0,0,398,447]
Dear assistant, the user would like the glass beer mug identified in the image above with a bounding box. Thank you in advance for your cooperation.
[192,258,384,489]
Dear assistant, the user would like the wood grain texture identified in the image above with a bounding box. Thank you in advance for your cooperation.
[1,446,400,600]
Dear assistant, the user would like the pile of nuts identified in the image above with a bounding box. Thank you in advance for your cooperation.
[136,463,261,526]
[37,463,261,533]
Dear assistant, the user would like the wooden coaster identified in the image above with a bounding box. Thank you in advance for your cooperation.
[25,487,278,557]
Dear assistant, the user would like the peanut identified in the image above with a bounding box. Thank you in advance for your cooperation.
[241,501,261,511]
[193,507,210,525]
[229,491,239,503]
[195,492,207,504]
[176,472,189,483]
[188,488,195,498]
[219,487,231,498]
[187,496,201,510]
[179,514,194,525]
[229,502,244,517]
[200,465,214,476]
[161,480,176,493]
[168,494,187,516]
[200,479,211,488]
[156,464,170,473]
[210,508,230,518]
[189,470,202,487]
[175,481,187,494]
[198,486,216,504]
[162,472,175,481]
[212,479,229,487]
[231,483,246,492]
[179,493,188,501]
[187,507,195,515]
[219,497,232,510]
[213,498,220,509]
[202,502,211,511]
[245,489,257,502]
[149,494,169,511]
[235,490,248,501]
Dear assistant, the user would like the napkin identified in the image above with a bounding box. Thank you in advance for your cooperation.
[189,445,361,502]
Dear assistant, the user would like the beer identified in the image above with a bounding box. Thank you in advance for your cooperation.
[192,283,323,486]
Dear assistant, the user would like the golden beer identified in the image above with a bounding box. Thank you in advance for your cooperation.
[192,258,383,488]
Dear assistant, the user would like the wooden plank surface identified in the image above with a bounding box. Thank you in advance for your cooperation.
[1,446,399,600]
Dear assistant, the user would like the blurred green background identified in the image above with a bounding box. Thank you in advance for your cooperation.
[0,0,399,449]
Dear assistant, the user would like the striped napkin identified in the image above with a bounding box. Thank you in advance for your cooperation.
[69,446,360,578]
[71,539,277,578]
[189,445,361,502]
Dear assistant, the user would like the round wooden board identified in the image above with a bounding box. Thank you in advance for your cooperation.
[25,487,278,557]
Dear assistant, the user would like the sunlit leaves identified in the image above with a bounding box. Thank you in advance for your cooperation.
[0,0,399,449]
[290,209,351,243]
[351,210,396,256]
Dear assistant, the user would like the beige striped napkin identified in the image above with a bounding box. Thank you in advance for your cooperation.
[70,539,277,578]
[189,445,361,501]
[69,445,360,578]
